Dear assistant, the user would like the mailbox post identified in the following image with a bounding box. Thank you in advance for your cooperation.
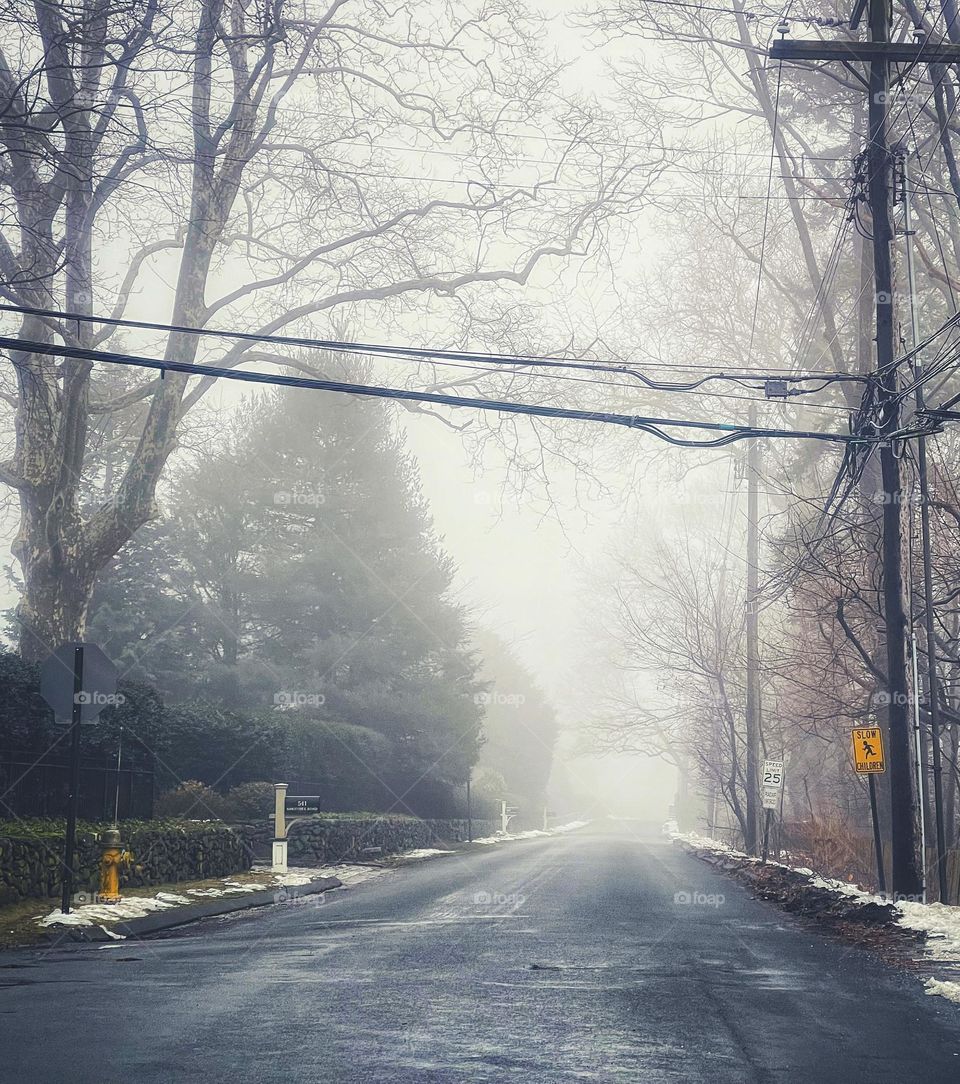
[272,785,321,874]
[273,783,288,874]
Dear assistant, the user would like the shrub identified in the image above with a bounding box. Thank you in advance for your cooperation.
[222,781,275,821]
[154,781,229,821]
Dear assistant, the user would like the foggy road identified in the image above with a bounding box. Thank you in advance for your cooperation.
[3,822,959,1083]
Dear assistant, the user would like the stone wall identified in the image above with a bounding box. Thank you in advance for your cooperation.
[0,821,250,906]
[237,815,501,865]
[287,815,500,864]
[0,815,502,904]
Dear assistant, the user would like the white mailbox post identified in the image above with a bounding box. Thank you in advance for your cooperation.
[272,783,288,874]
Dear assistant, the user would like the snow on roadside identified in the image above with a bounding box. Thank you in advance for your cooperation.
[897,901,960,961]
[552,820,589,834]
[472,819,590,846]
[40,894,187,927]
[925,978,960,1004]
[671,828,960,1005]
[38,820,591,931]
[396,848,454,859]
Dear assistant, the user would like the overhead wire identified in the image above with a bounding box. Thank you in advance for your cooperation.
[0,301,869,392]
[0,334,915,448]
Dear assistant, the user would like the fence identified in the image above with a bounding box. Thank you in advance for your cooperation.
[0,748,154,821]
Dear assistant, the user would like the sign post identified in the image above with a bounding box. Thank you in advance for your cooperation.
[63,645,84,914]
[466,771,473,843]
[39,642,119,913]
[760,759,784,865]
[852,728,887,893]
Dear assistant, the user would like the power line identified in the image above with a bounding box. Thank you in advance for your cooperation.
[0,334,905,447]
[390,354,857,412]
[0,301,869,391]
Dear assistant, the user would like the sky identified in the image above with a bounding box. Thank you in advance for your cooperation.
[403,402,683,821]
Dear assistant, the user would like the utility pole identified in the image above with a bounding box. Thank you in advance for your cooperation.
[770,2,960,898]
[902,151,949,901]
[745,404,760,854]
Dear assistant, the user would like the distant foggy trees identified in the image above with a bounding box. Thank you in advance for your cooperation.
[582,2,960,876]
[471,630,558,817]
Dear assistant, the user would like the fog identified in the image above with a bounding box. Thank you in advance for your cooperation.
[3,0,959,874]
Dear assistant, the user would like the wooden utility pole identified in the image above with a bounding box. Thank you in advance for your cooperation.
[902,152,950,902]
[771,4,960,898]
[745,405,760,854]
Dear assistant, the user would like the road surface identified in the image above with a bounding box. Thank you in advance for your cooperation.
[2,821,959,1082]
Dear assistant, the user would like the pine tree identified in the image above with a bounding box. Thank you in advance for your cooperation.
[88,378,484,813]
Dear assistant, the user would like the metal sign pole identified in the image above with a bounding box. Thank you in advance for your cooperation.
[466,773,473,843]
[869,774,887,895]
[761,810,772,865]
[113,726,123,823]
[61,644,84,914]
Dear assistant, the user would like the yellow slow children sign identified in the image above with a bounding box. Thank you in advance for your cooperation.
[852,727,885,774]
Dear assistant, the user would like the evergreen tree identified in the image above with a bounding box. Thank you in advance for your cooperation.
[88,378,484,813]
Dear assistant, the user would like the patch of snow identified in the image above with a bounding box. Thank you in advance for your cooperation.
[550,819,590,834]
[897,902,960,961]
[397,848,454,859]
[470,820,589,847]
[924,977,960,1004]
[40,894,179,927]
[275,870,318,887]
[323,864,392,886]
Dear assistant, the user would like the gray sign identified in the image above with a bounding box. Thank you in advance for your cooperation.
[40,642,119,724]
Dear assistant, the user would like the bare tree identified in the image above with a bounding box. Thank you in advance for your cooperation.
[0,0,661,659]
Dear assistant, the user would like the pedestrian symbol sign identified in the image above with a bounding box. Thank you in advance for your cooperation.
[852,727,885,773]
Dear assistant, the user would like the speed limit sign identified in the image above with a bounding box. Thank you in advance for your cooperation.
[761,759,784,810]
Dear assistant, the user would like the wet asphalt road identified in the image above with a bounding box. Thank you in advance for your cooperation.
[2,821,960,1083]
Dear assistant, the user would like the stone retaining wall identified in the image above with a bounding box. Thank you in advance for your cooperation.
[236,816,500,864]
[285,816,500,864]
[0,816,501,904]
[0,822,249,906]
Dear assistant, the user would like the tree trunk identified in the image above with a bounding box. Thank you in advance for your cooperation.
[13,502,96,661]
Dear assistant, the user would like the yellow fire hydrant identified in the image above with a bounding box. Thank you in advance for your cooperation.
[98,826,132,904]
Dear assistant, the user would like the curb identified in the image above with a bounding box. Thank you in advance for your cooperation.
[41,876,343,945]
